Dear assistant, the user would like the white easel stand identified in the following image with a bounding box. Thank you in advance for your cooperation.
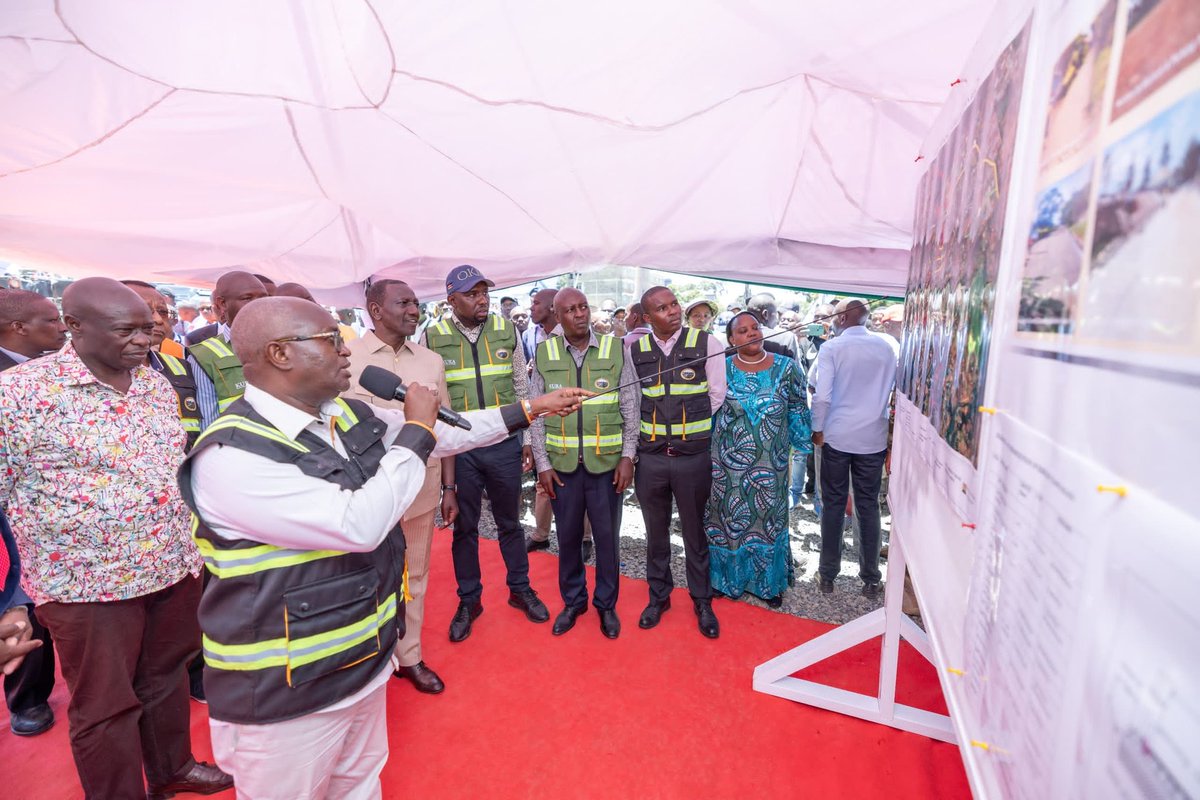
[752,535,956,743]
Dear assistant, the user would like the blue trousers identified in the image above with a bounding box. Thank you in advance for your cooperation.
[550,467,623,610]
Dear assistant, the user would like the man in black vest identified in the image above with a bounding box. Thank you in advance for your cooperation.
[181,297,585,798]
[0,288,65,736]
[621,286,728,638]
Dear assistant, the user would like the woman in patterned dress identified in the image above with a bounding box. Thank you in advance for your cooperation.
[704,311,812,606]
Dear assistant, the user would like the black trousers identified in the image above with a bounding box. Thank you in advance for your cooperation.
[550,467,622,611]
[452,435,531,604]
[4,603,55,713]
[818,443,886,584]
[635,449,712,603]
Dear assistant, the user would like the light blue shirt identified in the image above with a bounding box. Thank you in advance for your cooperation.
[811,325,899,454]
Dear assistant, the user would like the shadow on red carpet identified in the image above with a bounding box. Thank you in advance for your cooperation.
[1,529,968,799]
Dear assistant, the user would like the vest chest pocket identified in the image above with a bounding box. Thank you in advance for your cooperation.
[282,567,387,687]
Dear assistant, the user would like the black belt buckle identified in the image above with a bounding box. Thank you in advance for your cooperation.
[665,445,679,457]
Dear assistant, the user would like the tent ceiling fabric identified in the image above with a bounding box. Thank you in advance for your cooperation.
[0,1,993,303]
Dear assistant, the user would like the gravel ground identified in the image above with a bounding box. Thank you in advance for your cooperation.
[460,476,895,627]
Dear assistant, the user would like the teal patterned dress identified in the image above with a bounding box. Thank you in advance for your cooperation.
[704,355,811,600]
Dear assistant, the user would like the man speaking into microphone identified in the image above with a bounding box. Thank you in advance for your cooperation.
[179,297,586,799]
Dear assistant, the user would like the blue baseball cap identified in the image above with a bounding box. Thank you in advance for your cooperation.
[445,264,495,296]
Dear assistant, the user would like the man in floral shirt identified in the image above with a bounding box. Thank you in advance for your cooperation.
[0,278,232,800]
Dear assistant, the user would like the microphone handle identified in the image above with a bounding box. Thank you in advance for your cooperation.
[393,383,472,430]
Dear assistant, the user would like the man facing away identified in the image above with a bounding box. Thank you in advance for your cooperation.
[621,286,727,639]
[187,271,269,413]
[0,278,231,799]
[421,266,549,642]
[181,297,585,798]
[811,299,899,599]
[346,279,455,695]
[530,288,638,639]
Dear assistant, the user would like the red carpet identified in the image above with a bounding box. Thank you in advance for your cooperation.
[2,530,969,799]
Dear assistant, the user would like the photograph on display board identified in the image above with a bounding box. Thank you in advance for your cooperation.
[1112,0,1200,119]
[1018,161,1093,333]
[1079,89,1200,349]
[1041,0,1118,168]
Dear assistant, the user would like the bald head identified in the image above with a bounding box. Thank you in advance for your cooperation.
[836,298,869,328]
[231,297,328,368]
[63,277,148,323]
[63,278,154,375]
[214,270,269,326]
[276,282,317,303]
[529,288,558,328]
[553,287,586,312]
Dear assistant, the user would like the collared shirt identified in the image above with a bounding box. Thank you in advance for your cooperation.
[217,322,231,342]
[0,346,29,365]
[345,332,449,519]
[529,330,640,473]
[0,344,201,605]
[617,326,728,413]
[421,313,531,444]
[811,325,899,454]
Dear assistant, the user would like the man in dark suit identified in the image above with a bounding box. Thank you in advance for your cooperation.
[0,288,66,736]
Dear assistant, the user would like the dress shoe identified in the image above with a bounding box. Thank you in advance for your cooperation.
[599,608,621,639]
[526,537,550,553]
[766,595,784,609]
[552,605,586,636]
[638,598,671,629]
[448,600,483,642]
[393,661,445,694]
[9,703,54,736]
[818,577,834,594]
[508,589,550,622]
[693,599,720,639]
[581,539,594,562]
[146,760,233,800]
[862,582,881,599]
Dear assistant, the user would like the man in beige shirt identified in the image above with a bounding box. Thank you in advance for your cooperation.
[346,279,455,694]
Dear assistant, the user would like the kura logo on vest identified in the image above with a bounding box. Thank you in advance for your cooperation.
[444,359,458,366]
[495,349,510,360]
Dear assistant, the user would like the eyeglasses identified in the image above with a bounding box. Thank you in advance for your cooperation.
[272,330,345,350]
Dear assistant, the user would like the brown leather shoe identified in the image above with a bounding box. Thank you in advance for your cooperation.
[146,760,233,799]
[393,661,445,694]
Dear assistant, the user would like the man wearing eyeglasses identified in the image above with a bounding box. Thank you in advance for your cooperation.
[181,296,586,798]
[421,266,550,643]
[346,279,454,696]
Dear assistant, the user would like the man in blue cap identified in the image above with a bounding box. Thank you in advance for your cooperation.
[422,266,549,641]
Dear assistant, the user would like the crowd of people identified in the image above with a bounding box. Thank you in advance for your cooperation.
[0,265,901,798]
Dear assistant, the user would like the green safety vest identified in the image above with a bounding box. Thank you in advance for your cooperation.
[177,396,408,725]
[630,328,713,455]
[425,315,517,412]
[535,333,624,474]
[153,351,202,449]
[189,336,245,412]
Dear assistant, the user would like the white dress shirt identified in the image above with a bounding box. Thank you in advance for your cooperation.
[190,383,512,552]
[810,325,899,454]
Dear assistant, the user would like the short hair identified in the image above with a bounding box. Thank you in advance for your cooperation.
[253,273,276,286]
[640,286,671,310]
[0,289,52,326]
[365,279,406,309]
[119,279,157,291]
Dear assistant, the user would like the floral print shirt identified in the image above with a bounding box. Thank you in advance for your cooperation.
[0,344,201,605]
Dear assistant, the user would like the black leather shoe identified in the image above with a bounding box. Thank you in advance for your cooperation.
[694,599,720,639]
[766,595,784,608]
[393,661,445,694]
[599,609,621,639]
[9,703,54,736]
[448,600,483,642]
[146,760,233,800]
[508,589,550,622]
[526,537,550,553]
[862,582,881,599]
[818,577,834,594]
[638,598,671,629]
[552,605,586,635]
[581,539,594,562]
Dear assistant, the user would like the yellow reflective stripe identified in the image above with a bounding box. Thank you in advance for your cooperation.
[203,593,398,672]
[637,335,651,352]
[194,538,345,578]
[546,433,623,449]
[195,415,310,453]
[181,419,201,432]
[670,382,709,396]
[330,397,360,432]
[445,368,477,383]
[546,337,562,361]
[197,337,236,358]
[640,418,712,436]
[581,393,619,405]
[492,316,509,332]
[159,352,188,376]
[433,320,451,336]
[478,364,512,377]
[216,395,243,412]
[598,335,614,360]
[642,384,665,398]
[683,327,700,348]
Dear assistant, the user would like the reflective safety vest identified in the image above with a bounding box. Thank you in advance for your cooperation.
[630,328,713,455]
[177,397,407,725]
[535,333,624,474]
[425,315,517,412]
[152,351,202,450]
[188,336,245,413]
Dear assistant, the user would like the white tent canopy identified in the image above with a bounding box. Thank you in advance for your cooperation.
[1,1,992,303]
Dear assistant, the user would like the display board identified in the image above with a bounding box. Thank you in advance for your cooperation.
[890,1,1200,797]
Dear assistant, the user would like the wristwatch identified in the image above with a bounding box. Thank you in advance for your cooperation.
[441,484,457,492]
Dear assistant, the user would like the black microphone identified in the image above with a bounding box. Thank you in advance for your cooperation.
[358,365,472,431]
